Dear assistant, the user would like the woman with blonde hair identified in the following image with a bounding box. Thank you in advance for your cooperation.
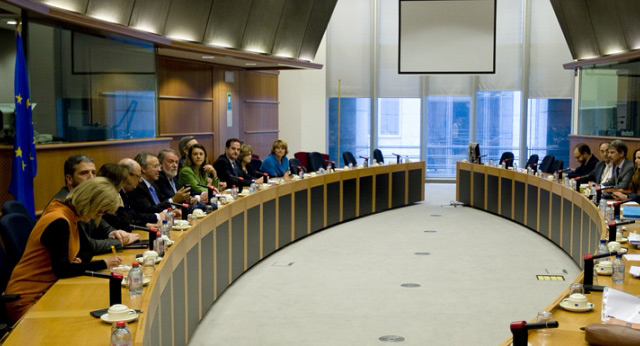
[260,140,290,177]
[238,145,263,179]
[5,177,122,321]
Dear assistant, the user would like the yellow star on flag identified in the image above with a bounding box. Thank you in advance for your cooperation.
[29,154,34,161]
[15,147,22,158]
[15,94,22,104]
[26,99,31,110]
[21,161,26,171]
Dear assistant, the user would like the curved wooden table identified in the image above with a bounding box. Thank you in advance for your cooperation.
[456,162,640,345]
[3,162,425,346]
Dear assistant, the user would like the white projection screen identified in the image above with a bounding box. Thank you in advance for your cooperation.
[399,0,496,74]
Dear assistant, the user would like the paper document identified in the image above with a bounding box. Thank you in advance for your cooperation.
[602,288,640,323]
[623,254,640,261]
[629,266,640,278]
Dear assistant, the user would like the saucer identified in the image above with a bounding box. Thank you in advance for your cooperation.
[615,248,628,254]
[619,238,628,244]
[173,224,190,230]
[121,277,151,287]
[100,312,139,324]
[596,269,612,276]
[195,213,207,218]
[559,301,594,312]
[136,256,162,264]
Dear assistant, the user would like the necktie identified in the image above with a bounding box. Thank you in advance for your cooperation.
[616,166,621,179]
[149,184,160,205]
[232,161,238,177]
[169,178,177,194]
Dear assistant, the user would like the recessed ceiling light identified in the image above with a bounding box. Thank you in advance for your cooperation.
[202,56,215,59]
[6,20,17,25]
[245,63,257,66]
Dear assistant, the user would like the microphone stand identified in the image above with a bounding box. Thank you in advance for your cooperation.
[583,251,618,292]
[510,321,559,346]
[129,224,158,251]
[85,271,124,317]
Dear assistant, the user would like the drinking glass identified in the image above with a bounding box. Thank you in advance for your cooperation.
[536,311,553,336]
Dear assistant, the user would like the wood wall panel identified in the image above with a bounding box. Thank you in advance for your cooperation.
[241,71,280,160]
[158,99,213,135]
[244,133,279,160]
[242,71,279,101]
[213,69,242,155]
[157,57,213,98]
[242,103,279,132]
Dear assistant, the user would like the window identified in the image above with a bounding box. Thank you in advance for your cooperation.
[528,99,572,166]
[328,98,371,166]
[425,96,470,177]
[476,91,521,166]
[377,98,420,162]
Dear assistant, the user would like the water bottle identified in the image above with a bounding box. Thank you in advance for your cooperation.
[231,185,238,200]
[595,239,609,264]
[599,199,607,216]
[298,167,304,179]
[111,320,132,346]
[553,171,558,181]
[128,262,143,296]
[612,254,625,284]
[250,183,256,193]
[154,231,165,258]
[161,220,169,239]
[166,208,174,230]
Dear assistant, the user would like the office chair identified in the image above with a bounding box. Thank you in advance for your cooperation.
[307,152,325,172]
[289,158,305,175]
[0,214,34,269]
[373,149,384,164]
[499,152,515,168]
[2,201,34,228]
[0,243,19,336]
[294,152,309,171]
[549,159,564,173]
[539,155,555,174]
[249,158,262,173]
[525,154,539,169]
[342,151,357,166]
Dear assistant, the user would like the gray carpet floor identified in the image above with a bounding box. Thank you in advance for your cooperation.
[189,184,580,346]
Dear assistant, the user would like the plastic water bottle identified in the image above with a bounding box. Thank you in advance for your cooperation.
[250,183,257,193]
[599,199,607,216]
[128,262,143,296]
[612,254,625,284]
[166,208,175,230]
[161,220,170,239]
[154,231,165,258]
[231,185,238,200]
[111,320,132,346]
[595,239,609,264]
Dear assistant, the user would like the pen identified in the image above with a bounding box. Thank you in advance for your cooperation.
[111,245,117,256]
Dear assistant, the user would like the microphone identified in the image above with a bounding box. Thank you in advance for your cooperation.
[392,153,402,164]
[128,224,157,250]
[510,320,559,346]
[197,184,216,205]
[583,251,619,292]
[331,161,336,171]
[84,271,123,306]
[169,202,189,220]
[359,156,369,167]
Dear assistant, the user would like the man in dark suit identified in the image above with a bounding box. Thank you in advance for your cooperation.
[214,138,264,187]
[581,142,612,185]
[602,140,633,190]
[131,152,176,213]
[156,148,192,203]
[568,143,598,178]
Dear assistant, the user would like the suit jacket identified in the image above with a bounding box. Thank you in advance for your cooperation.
[103,190,159,231]
[213,154,253,187]
[603,159,634,190]
[156,171,180,202]
[130,180,172,214]
[567,155,599,178]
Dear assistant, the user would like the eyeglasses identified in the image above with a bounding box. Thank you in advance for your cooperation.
[130,172,142,179]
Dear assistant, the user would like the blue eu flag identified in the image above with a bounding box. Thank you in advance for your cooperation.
[9,29,37,218]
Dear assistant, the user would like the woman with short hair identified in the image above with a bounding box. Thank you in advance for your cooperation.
[5,178,122,321]
[238,145,262,179]
[260,140,290,177]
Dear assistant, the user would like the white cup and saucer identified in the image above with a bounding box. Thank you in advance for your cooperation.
[607,241,628,254]
[559,293,594,312]
[173,219,190,230]
[100,304,138,323]
[137,250,161,264]
[595,260,613,275]
[192,208,206,218]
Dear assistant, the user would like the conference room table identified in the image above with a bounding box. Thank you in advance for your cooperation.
[456,162,640,345]
[2,162,425,346]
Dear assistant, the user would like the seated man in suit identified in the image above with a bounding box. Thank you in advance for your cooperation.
[568,143,598,178]
[105,158,173,230]
[131,152,175,213]
[213,138,264,188]
[156,148,192,204]
[581,142,612,185]
[602,140,633,190]
[50,154,138,253]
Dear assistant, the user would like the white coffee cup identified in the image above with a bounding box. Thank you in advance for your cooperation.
[143,250,158,262]
[562,293,589,308]
[174,219,188,227]
[608,241,622,252]
[108,304,136,320]
[192,208,204,216]
[596,260,613,274]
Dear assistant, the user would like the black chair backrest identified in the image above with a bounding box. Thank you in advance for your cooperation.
[526,154,539,168]
[0,214,34,269]
[0,244,11,294]
[499,152,515,168]
[342,151,357,166]
[2,201,34,225]
[249,158,262,173]
[540,155,555,173]
[550,159,564,173]
[373,149,384,164]
[289,158,304,175]
[307,152,325,172]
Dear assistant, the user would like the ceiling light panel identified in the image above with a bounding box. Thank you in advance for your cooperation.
[271,0,314,59]
[164,0,212,43]
[129,0,171,35]
[86,0,134,26]
[241,0,286,55]
[204,0,252,50]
